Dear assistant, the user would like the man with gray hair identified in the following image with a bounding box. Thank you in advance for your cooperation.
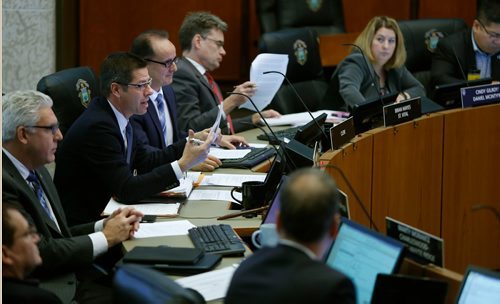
[2,90,144,303]
[172,11,280,134]
[226,168,355,304]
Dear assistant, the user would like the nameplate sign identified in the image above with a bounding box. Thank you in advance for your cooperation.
[383,97,422,127]
[461,83,500,108]
[329,116,355,150]
[385,217,444,267]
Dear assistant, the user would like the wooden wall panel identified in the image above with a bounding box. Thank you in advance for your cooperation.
[370,114,444,237]
[419,0,476,26]
[79,0,243,80]
[442,104,500,273]
[342,0,412,32]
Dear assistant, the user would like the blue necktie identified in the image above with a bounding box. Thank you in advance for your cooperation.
[125,122,133,164]
[156,94,167,137]
[27,171,56,223]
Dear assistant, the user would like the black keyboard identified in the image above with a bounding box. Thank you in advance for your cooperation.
[188,224,245,256]
[257,125,301,143]
[220,147,276,168]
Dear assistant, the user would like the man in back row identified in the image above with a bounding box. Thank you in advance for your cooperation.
[54,52,212,226]
[431,0,500,86]
[226,168,356,304]
[172,11,280,134]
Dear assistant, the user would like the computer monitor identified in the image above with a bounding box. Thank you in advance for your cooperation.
[371,273,448,304]
[324,218,405,304]
[350,92,399,134]
[433,78,492,109]
[261,175,288,225]
[262,156,285,204]
[456,265,500,304]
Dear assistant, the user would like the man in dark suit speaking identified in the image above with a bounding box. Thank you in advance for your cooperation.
[54,52,212,226]
[226,168,355,304]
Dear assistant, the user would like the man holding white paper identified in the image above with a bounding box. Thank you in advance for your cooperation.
[172,11,280,134]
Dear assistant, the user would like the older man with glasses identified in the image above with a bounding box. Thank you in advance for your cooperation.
[431,0,500,86]
[172,11,280,135]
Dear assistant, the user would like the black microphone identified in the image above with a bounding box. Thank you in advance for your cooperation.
[227,92,298,172]
[319,163,379,232]
[262,70,329,144]
[342,43,387,107]
[452,47,468,82]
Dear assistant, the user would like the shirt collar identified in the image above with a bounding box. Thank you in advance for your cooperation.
[185,56,207,76]
[150,88,164,104]
[3,148,31,180]
[279,239,318,260]
[106,99,128,134]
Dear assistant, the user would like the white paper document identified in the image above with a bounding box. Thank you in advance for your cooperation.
[265,110,349,126]
[209,147,251,159]
[240,53,288,111]
[102,198,180,217]
[209,106,223,145]
[176,265,238,301]
[199,173,266,187]
[189,189,241,203]
[133,220,196,238]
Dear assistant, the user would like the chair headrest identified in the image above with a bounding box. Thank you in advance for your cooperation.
[398,18,468,73]
[37,66,99,135]
[259,28,323,83]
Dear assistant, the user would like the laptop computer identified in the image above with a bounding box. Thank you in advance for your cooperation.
[456,265,500,303]
[261,175,288,225]
[324,218,405,304]
[371,273,448,304]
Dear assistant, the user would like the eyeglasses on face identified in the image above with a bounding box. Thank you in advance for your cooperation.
[202,36,225,48]
[25,123,60,135]
[115,77,153,90]
[144,57,179,68]
[477,19,500,39]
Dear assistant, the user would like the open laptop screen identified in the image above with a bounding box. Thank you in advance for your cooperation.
[456,266,500,304]
[261,175,288,225]
[324,218,405,304]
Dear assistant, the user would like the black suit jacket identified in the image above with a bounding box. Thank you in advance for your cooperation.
[54,96,184,225]
[3,278,63,304]
[431,29,500,87]
[225,244,356,304]
[131,85,187,152]
[171,57,253,134]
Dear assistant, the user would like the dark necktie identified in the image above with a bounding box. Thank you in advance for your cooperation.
[125,122,133,164]
[27,171,56,223]
[156,94,167,138]
[205,71,235,134]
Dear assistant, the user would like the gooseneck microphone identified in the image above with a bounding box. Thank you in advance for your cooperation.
[452,46,468,82]
[227,92,297,172]
[262,70,329,143]
[342,43,386,106]
[320,163,379,232]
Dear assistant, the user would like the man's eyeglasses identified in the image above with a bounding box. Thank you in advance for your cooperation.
[477,19,500,39]
[145,57,179,68]
[202,36,225,48]
[25,123,60,135]
[115,78,153,90]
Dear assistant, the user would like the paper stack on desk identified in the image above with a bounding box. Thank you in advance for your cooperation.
[102,198,181,217]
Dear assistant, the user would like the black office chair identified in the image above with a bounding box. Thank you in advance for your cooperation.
[398,18,468,95]
[256,0,345,35]
[113,264,205,304]
[37,66,100,135]
[258,28,328,114]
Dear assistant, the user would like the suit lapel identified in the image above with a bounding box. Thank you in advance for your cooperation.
[182,57,220,107]
[162,85,180,142]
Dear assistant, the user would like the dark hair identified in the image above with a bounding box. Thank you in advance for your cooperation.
[178,11,228,51]
[130,29,170,59]
[280,168,339,243]
[477,0,500,24]
[3,203,20,247]
[100,52,148,97]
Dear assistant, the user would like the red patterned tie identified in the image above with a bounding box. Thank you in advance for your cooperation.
[205,72,235,134]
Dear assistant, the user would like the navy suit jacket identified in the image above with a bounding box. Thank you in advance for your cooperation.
[171,57,253,134]
[54,96,184,225]
[225,244,356,304]
[131,85,186,152]
[431,29,500,87]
